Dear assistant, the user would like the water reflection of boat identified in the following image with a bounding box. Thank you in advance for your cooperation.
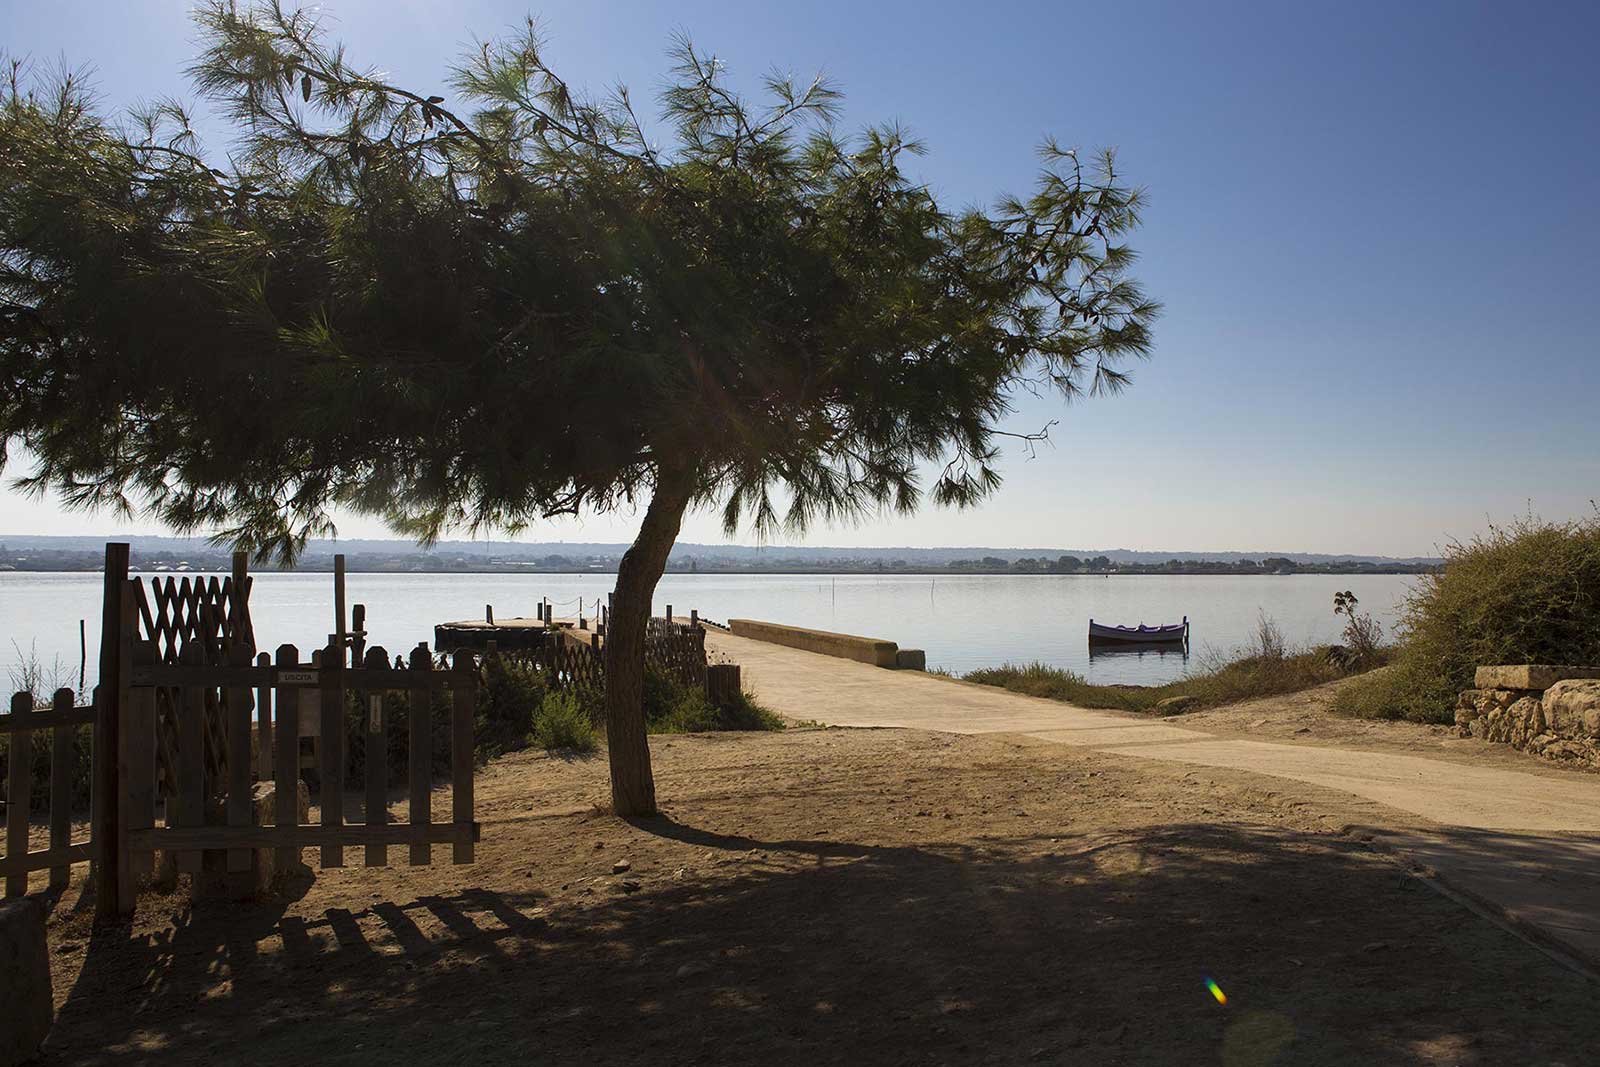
[1088,617,1189,644]
[1087,641,1190,664]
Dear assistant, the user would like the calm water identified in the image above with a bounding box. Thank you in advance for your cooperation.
[0,570,1415,690]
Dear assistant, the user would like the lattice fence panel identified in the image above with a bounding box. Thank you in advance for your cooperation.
[133,572,254,800]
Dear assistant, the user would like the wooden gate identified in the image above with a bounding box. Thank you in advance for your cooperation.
[120,637,478,908]
[1,543,482,918]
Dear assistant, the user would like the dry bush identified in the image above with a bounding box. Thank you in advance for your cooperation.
[1335,511,1600,722]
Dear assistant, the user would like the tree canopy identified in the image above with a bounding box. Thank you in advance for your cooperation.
[1,2,1157,813]
[1,2,1156,559]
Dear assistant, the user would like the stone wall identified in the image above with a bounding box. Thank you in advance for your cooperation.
[1455,668,1600,768]
[728,619,902,668]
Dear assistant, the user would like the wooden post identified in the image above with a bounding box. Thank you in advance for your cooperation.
[224,644,253,874]
[450,652,475,864]
[319,637,345,869]
[407,644,432,867]
[351,604,367,668]
[334,553,347,652]
[124,646,157,899]
[705,664,742,710]
[666,604,673,625]
[5,692,30,897]
[255,652,273,778]
[690,609,699,629]
[363,647,390,868]
[176,643,205,875]
[273,644,300,874]
[48,688,74,890]
[485,604,494,625]
[93,542,129,921]
[78,619,86,696]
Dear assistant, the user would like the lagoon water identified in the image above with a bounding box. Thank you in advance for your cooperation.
[0,570,1416,691]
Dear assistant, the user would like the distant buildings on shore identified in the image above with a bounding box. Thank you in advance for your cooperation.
[0,540,1438,576]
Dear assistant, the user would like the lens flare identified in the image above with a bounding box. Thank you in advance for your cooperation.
[1205,977,1227,1005]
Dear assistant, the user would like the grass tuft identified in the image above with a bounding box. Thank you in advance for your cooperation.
[966,613,1382,714]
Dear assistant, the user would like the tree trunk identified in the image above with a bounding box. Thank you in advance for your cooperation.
[604,463,696,816]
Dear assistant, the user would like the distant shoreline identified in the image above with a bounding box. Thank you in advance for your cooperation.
[1,563,1435,577]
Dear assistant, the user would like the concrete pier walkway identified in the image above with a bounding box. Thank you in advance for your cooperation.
[708,629,1600,972]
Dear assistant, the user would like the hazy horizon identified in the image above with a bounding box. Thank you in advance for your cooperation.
[0,531,1441,564]
[4,0,1596,557]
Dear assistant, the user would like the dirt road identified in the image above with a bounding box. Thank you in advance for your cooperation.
[711,630,1600,970]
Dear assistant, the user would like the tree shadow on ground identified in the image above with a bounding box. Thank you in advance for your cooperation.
[45,821,1600,1066]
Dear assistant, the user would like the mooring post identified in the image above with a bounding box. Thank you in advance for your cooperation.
[332,553,347,659]
[351,604,367,666]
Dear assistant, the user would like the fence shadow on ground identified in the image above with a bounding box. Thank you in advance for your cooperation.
[46,821,1600,1066]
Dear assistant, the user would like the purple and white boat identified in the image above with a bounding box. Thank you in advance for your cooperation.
[1088,616,1189,644]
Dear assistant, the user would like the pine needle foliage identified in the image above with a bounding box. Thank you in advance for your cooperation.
[1,2,1158,560]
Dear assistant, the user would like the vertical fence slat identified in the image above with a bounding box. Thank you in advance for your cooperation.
[363,647,390,868]
[255,651,273,779]
[451,653,475,864]
[5,692,31,897]
[320,639,345,869]
[273,645,299,874]
[176,643,205,874]
[48,688,74,890]
[225,644,253,873]
[125,645,157,894]
[407,644,432,867]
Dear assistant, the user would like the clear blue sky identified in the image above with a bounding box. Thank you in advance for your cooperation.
[4,0,1597,556]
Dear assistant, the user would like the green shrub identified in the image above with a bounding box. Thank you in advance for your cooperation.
[642,667,784,734]
[476,653,547,757]
[0,722,94,814]
[342,684,454,786]
[533,690,598,752]
[1333,513,1600,723]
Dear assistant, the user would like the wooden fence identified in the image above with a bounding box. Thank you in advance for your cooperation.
[645,618,708,688]
[120,639,477,900]
[474,618,708,692]
[1,688,98,897]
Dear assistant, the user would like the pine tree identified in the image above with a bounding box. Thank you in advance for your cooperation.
[0,3,1158,814]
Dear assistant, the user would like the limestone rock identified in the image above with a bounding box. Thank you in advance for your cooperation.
[1540,739,1598,764]
[1542,680,1600,738]
[190,778,312,902]
[0,897,52,1065]
[1475,665,1600,691]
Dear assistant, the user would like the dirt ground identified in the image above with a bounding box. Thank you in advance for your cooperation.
[33,724,1600,1066]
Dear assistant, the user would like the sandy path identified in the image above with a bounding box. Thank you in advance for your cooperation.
[710,630,1600,969]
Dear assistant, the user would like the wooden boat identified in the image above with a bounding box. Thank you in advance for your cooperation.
[1088,616,1189,644]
